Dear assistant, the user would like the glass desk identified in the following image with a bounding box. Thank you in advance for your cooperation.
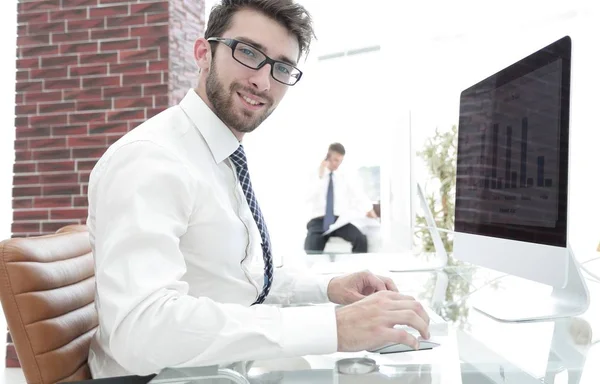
[150,254,600,383]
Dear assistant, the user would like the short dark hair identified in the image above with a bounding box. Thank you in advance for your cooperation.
[328,142,345,156]
[205,0,315,60]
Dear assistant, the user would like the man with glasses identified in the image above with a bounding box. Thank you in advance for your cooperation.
[87,0,430,378]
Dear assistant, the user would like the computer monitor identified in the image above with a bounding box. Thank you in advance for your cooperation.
[453,36,589,322]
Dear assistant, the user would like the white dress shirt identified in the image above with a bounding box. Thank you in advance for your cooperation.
[306,169,374,222]
[87,89,338,378]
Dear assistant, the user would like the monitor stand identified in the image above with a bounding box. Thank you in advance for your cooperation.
[470,247,590,323]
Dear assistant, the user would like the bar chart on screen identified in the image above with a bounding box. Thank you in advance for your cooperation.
[458,59,563,228]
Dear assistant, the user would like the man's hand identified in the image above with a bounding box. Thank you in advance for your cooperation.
[327,270,398,305]
[335,290,430,352]
[366,209,378,219]
[319,160,329,178]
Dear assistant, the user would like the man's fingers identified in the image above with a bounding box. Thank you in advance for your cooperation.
[387,309,430,340]
[380,276,399,292]
[381,327,420,350]
[364,272,387,292]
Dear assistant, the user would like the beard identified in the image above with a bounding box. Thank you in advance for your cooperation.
[205,66,275,134]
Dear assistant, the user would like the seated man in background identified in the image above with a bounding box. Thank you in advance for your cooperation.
[304,143,378,254]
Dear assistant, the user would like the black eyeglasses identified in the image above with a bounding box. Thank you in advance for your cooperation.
[207,37,303,86]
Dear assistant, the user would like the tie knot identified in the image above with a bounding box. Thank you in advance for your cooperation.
[230,145,247,168]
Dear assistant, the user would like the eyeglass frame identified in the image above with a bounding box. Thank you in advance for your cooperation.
[206,37,303,86]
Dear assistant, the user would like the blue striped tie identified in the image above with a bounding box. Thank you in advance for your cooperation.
[229,145,273,305]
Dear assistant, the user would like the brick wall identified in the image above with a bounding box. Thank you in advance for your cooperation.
[9,0,204,368]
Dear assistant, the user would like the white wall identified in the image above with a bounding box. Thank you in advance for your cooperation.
[0,1,17,240]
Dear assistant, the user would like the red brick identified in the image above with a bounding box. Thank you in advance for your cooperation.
[52,31,89,43]
[123,73,161,86]
[107,16,145,28]
[38,161,76,173]
[34,196,71,208]
[16,80,43,92]
[147,108,165,119]
[146,13,169,24]
[119,48,159,62]
[76,160,99,171]
[131,2,168,14]
[42,55,78,67]
[14,210,49,221]
[14,139,28,151]
[82,75,121,88]
[16,128,50,140]
[69,64,108,77]
[15,93,24,104]
[101,39,139,52]
[17,25,27,36]
[131,25,169,38]
[107,109,145,122]
[52,125,88,136]
[15,116,29,128]
[41,173,79,185]
[25,91,61,104]
[148,61,168,72]
[13,163,36,175]
[79,171,91,183]
[68,18,104,32]
[33,149,71,161]
[13,186,42,198]
[63,88,103,101]
[103,85,142,98]
[15,151,33,162]
[16,70,29,82]
[62,0,98,8]
[82,185,89,195]
[18,0,60,12]
[73,196,89,207]
[49,8,88,21]
[28,21,66,35]
[17,12,49,24]
[42,221,81,232]
[92,5,130,18]
[30,114,68,127]
[44,78,81,90]
[14,175,41,185]
[143,84,168,96]
[13,198,34,209]
[12,222,41,233]
[60,42,98,55]
[39,101,76,114]
[107,134,123,145]
[15,104,37,115]
[91,27,130,40]
[89,122,128,134]
[51,208,89,220]
[29,138,67,149]
[140,36,168,50]
[114,96,153,109]
[17,58,39,70]
[17,34,51,47]
[69,112,106,125]
[110,62,147,74]
[77,100,112,111]
[68,136,107,147]
[72,147,108,159]
[128,120,145,130]
[80,52,119,65]
[43,184,80,196]
[30,67,68,79]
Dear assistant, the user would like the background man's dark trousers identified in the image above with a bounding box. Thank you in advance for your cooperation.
[304,216,368,253]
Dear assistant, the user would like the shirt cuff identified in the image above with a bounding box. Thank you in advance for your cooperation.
[280,305,338,356]
[291,273,335,304]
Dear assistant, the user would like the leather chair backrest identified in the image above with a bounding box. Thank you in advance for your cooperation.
[0,225,97,384]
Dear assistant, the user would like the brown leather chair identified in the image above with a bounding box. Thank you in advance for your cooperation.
[0,225,97,384]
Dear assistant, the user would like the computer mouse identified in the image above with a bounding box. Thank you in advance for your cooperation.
[369,339,440,354]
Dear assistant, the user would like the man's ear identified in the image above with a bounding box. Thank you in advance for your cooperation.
[194,38,212,72]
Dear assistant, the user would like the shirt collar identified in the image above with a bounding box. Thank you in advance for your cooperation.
[179,88,240,164]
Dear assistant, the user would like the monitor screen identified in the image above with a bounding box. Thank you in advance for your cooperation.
[455,36,571,247]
